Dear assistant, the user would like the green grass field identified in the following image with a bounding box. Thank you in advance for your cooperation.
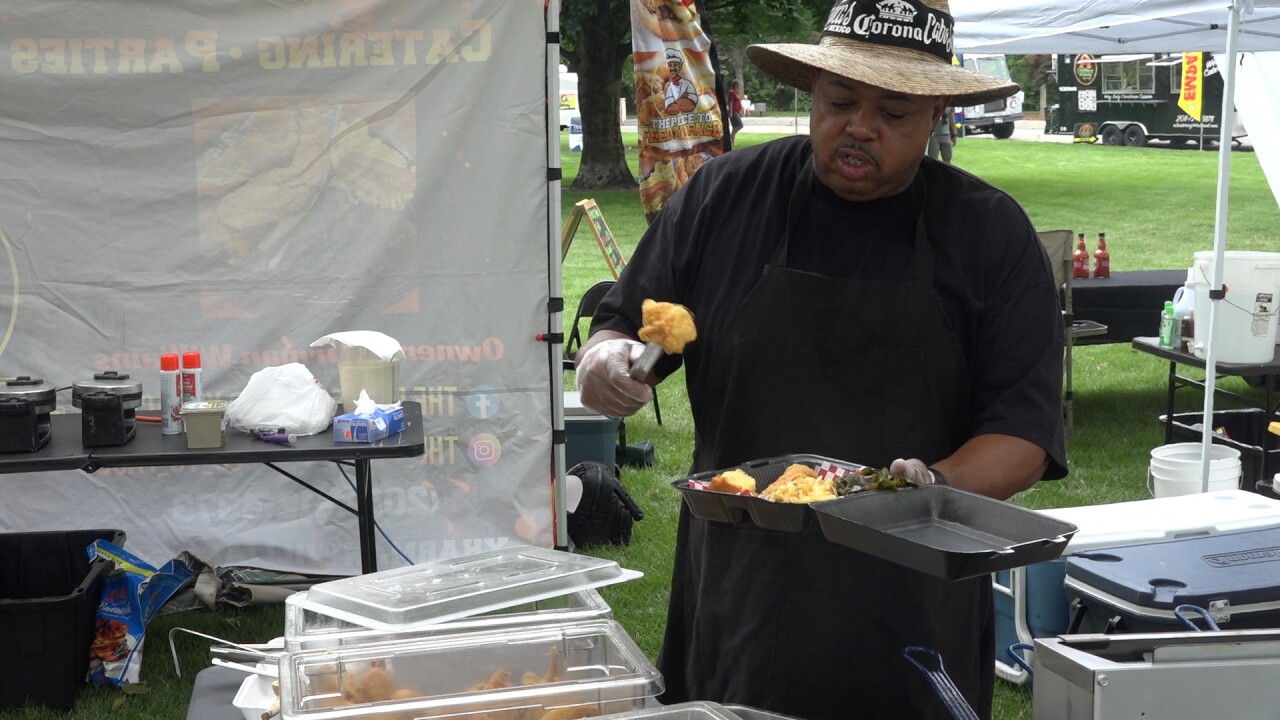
[5,132,1277,720]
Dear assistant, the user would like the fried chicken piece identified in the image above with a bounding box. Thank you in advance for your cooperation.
[707,469,757,495]
[638,299,697,353]
[469,669,512,692]
[759,464,836,503]
[342,664,395,704]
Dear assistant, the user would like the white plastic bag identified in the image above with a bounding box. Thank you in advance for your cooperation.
[225,363,336,435]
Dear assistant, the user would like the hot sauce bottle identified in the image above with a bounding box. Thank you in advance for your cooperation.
[1093,232,1110,279]
[1072,233,1090,279]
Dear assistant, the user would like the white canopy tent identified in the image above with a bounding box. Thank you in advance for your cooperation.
[952,0,1280,491]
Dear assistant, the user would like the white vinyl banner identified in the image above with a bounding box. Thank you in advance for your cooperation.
[0,0,555,575]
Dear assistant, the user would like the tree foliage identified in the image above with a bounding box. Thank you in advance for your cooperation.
[1006,55,1054,112]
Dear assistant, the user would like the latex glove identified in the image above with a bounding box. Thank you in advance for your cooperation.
[576,338,654,418]
[890,457,945,486]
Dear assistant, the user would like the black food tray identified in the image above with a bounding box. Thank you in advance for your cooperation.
[812,486,1078,580]
[673,454,862,532]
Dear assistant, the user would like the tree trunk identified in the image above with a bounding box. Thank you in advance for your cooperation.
[570,5,634,190]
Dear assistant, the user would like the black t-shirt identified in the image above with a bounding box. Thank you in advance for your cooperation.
[593,136,1067,478]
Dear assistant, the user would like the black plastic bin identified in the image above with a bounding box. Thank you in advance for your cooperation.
[0,528,125,712]
[1162,409,1279,493]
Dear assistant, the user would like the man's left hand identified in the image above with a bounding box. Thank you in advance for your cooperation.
[890,458,941,486]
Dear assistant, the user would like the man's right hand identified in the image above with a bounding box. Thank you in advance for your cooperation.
[575,333,654,418]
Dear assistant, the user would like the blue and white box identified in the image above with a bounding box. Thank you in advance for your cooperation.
[333,405,406,444]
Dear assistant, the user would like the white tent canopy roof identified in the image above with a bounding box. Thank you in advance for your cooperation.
[953,1,1280,54]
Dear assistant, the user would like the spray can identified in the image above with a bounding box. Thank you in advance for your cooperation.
[181,351,203,405]
[160,353,182,434]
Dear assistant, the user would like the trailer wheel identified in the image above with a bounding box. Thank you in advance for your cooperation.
[1100,126,1122,146]
[1123,125,1147,147]
[992,123,1015,139]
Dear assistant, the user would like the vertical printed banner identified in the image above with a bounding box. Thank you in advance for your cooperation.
[0,0,555,574]
[631,0,725,223]
[1180,51,1204,121]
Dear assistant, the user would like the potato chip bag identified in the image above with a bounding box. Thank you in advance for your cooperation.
[86,540,194,687]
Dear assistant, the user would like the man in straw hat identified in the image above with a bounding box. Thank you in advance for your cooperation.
[575,0,1066,716]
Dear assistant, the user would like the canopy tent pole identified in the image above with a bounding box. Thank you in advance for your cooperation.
[547,0,569,549]
[1200,1,1245,491]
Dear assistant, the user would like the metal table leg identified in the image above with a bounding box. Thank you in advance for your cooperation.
[356,458,378,573]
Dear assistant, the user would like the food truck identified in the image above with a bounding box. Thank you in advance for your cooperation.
[956,54,1024,139]
[1048,52,1246,146]
[559,65,581,130]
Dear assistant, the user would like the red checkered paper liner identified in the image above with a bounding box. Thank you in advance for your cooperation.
[814,461,857,481]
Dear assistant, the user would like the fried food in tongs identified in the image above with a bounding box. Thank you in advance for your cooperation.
[632,299,696,384]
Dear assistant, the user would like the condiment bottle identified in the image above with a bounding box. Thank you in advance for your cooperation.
[160,353,182,435]
[1093,232,1110,278]
[1072,233,1089,279]
[1158,300,1176,349]
[1172,268,1196,353]
[181,351,203,405]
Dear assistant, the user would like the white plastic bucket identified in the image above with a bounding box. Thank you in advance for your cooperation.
[1190,250,1280,363]
[1148,442,1242,498]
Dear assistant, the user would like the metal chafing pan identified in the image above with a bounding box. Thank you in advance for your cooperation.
[813,485,1078,581]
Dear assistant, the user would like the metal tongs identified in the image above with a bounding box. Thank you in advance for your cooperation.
[902,646,981,720]
[167,626,284,678]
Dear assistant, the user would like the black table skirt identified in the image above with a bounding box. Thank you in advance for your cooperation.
[1073,269,1186,345]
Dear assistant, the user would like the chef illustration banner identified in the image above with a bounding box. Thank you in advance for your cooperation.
[0,0,556,574]
[631,0,726,223]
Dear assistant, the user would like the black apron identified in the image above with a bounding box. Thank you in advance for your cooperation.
[656,162,994,720]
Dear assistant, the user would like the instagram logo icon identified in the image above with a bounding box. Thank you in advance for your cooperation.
[467,433,502,467]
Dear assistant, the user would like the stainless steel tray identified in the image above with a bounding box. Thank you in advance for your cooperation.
[813,486,1078,580]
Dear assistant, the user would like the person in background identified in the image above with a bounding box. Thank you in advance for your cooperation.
[928,105,958,163]
[728,79,745,147]
[574,0,1066,717]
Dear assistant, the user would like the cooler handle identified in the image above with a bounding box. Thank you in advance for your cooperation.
[1175,604,1221,632]
[1007,643,1035,678]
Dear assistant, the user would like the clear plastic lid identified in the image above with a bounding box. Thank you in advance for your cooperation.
[283,587,613,652]
[595,702,745,720]
[278,619,663,720]
[301,545,641,631]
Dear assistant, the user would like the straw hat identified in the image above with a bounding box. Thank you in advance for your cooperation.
[747,0,1018,106]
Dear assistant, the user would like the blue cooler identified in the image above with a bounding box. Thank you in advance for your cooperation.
[564,392,620,472]
[992,490,1280,684]
[1065,524,1280,634]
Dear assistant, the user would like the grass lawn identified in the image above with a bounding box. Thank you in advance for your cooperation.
[7,132,1277,720]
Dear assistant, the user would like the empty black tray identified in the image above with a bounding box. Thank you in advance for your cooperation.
[813,486,1078,580]
[673,454,864,532]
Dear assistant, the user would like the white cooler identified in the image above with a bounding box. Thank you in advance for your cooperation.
[992,489,1280,684]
